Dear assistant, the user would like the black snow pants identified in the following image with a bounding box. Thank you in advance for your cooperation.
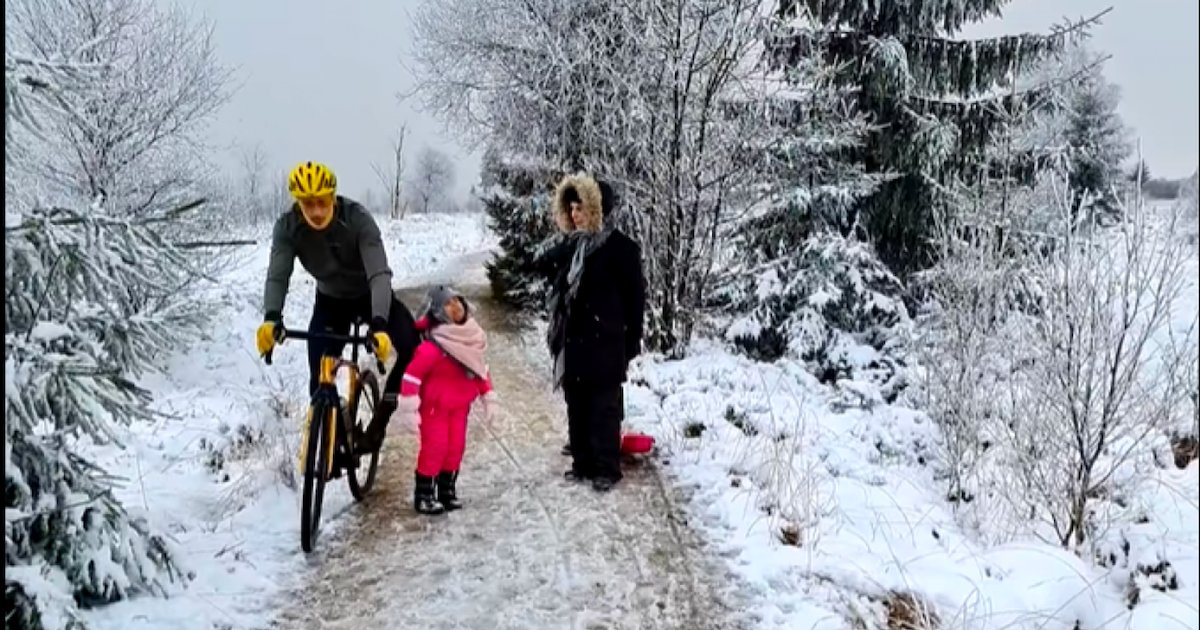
[564,383,624,482]
[306,290,418,398]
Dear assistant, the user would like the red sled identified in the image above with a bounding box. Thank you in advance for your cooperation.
[621,432,655,455]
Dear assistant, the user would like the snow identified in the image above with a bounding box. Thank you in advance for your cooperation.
[624,336,1195,624]
[77,211,496,630]
[624,313,1198,629]
[64,203,1197,630]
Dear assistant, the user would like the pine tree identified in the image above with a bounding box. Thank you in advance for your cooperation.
[1060,53,1132,225]
[480,147,561,311]
[719,39,897,368]
[768,0,1100,273]
[1127,160,1151,186]
[6,38,198,630]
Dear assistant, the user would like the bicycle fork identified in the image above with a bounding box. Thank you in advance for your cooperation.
[297,405,339,477]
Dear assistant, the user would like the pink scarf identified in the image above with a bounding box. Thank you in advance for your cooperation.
[430,317,488,379]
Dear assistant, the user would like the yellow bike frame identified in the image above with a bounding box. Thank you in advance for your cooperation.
[297,355,362,476]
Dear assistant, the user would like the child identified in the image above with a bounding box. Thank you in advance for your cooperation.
[394,286,498,515]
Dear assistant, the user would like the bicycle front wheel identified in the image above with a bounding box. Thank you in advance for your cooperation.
[347,370,381,501]
[300,401,333,553]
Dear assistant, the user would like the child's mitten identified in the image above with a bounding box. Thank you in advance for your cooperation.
[394,395,421,432]
[481,391,500,426]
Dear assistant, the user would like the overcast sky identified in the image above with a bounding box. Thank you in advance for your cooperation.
[191,0,1198,205]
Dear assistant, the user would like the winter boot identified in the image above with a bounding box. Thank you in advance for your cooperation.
[413,473,445,515]
[563,469,590,483]
[591,476,619,493]
[436,471,463,511]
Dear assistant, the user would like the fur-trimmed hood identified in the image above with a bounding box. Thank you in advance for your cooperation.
[552,173,607,233]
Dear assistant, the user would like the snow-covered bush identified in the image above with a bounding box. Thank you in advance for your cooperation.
[5,4,225,625]
[920,170,1196,558]
[724,233,910,399]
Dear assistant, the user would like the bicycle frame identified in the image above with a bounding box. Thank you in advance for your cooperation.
[263,323,383,476]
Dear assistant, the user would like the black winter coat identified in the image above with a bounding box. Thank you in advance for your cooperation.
[540,231,646,387]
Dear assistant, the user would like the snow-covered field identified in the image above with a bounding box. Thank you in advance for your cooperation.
[72,206,1197,630]
[623,210,1200,629]
[79,212,495,630]
[626,345,1197,628]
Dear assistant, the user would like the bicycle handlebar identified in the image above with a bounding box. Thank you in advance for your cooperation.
[261,327,379,368]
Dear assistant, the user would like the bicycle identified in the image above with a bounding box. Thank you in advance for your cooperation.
[261,318,385,553]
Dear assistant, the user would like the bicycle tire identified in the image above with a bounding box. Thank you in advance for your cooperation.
[300,401,332,553]
[346,370,382,500]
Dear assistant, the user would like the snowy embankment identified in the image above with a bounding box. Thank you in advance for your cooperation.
[80,212,495,630]
[623,229,1199,626]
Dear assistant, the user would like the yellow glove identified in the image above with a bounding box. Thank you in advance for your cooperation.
[371,331,392,362]
[256,321,280,355]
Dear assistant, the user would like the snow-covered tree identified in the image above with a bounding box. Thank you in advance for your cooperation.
[6,0,232,217]
[1063,77,1130,224]
[415,0,769,356]
[479,148,561,310]
[1126,159,1151,188]
[408,146,455,214]
[716,27,901,371]
[1034,45,1133,225]
[767,1,1102,273]
[371,125,408,219]
[5,12,215,627]
[238,143,269,226]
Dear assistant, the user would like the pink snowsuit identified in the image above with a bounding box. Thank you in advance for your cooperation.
[400,318,493,477]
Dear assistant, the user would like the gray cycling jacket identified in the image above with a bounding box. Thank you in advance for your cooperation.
[262,196,393,322]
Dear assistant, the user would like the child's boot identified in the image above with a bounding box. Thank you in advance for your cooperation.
[413,472,445,515]
[436,471,462,511]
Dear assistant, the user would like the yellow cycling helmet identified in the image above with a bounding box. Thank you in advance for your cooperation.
[287,161,337,199]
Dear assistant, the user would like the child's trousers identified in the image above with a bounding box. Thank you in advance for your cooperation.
[416,403,470,477]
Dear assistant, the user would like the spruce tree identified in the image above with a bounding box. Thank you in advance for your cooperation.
[769,0,1098,273]
[720,39,895,365]
[480,147,561,311]
[1060,53,1131,225]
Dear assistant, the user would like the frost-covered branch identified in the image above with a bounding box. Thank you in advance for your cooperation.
[7,0,233,217]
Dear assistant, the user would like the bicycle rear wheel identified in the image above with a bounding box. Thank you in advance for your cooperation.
[347,371,382,500]
[300,401,333,553]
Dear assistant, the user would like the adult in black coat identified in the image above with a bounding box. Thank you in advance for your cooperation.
[535,173,646,491]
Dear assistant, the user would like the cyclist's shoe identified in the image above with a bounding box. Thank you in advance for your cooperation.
[414,473,445,515]
[436,471,462,511]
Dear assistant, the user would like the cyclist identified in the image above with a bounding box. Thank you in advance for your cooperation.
[254,161,418,454]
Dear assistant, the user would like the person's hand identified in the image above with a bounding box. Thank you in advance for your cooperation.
[369,317,393,362]
[255,315,285,357]
[394,396,421,432]
[481,392,500,426]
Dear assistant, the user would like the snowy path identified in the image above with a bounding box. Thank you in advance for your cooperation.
[267,279,749,630]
